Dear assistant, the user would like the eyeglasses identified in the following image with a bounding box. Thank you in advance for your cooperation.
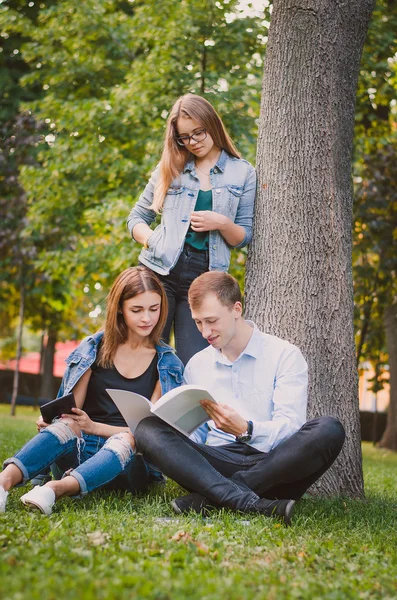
[175,129,207,147]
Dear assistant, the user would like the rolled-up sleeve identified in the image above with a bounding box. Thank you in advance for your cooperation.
[233,164,257,249]
[127,167,159,238]
[250,347,308,453]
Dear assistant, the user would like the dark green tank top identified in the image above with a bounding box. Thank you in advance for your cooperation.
[185,189,213,251]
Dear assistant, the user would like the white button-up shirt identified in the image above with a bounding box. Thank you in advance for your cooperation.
[185,322,308,454]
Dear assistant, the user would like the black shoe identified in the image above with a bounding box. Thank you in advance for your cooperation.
[171,493,214,516]
[251,498,295,526]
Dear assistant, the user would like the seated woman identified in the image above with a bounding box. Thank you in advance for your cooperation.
[0,266,183,514]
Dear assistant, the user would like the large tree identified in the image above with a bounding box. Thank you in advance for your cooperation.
[245,0,375,497]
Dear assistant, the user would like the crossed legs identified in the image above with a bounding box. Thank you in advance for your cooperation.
[135,416,346,510]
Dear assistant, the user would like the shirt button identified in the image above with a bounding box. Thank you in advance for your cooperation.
[215,189,221,194]
[212,245,217,250]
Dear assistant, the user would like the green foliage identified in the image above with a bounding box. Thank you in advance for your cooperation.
[1,407,397,600]
[354,0,397,150]
[353,0,397,382]
[1,0,266,348]
[0,0,48,122]
[353,142,397,374]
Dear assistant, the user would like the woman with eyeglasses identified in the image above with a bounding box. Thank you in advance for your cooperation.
[127,94,256,365]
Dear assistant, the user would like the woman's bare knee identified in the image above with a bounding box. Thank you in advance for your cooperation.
[116,431,135,450]
[49,418,80,438]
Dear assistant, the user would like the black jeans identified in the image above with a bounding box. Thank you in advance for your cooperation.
[135,416,346,511]
[157,245,209,365]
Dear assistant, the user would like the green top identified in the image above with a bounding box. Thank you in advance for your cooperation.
[185,189,213,251]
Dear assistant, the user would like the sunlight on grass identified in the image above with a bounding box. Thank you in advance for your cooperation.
[0,406,396,600]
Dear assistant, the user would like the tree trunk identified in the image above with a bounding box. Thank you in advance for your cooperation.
[39,329,57,401]
[245,0,374,497]
[378,303,397,451]
[10,278,25,417]
[356,299,373,367]
[356,266,380,366]
[39,330,46,375]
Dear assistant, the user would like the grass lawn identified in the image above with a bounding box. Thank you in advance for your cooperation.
[0,405,396,600]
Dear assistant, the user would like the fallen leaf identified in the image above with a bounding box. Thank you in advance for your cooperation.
[171,530,188,542]
[170,530,210,555]
[87,531,110,546]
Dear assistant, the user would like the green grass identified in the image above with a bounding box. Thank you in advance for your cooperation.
[0,405,396,600]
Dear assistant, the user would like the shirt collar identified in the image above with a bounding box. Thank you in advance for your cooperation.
[183,149,228,174]
[214,320,261,365]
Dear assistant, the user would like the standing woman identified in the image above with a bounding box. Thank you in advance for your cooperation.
[128,94,256,365]
[0,267,183,515]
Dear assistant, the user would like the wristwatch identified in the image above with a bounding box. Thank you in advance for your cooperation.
[235,420,253,443]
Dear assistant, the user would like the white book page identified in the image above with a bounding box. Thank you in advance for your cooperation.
[106,389,153,434]
[152,385,217,436]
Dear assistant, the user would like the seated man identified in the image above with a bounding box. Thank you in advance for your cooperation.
[135,272,345,525]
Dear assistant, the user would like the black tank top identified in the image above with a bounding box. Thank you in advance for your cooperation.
[83,352,159,427]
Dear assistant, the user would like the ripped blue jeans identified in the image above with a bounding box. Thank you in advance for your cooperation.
[3,421,160,495]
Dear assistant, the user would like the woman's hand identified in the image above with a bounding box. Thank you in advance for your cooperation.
[36,415,49,432]
[62,408,98,435]
[190,211,228,232]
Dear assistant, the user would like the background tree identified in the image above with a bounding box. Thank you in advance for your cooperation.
[352,0,397,450]
[353,144,397,449]
[15,0,265,306]
[245,0,375,497]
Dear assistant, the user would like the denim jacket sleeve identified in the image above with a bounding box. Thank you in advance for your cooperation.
[233,163,257,249]
[157,344,184,395]
[127,167,159,237]
[56,333,102,397]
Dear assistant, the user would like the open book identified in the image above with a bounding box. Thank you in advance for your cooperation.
[106,385,217,436]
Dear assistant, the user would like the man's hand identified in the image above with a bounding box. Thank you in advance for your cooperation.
[200,400,248,437]
[62,408,97,435]
[190,211,228,232]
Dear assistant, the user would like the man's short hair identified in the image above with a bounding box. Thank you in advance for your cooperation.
[188,271,242,310]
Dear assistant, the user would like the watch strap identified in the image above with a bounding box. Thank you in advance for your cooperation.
[235,420,253,443]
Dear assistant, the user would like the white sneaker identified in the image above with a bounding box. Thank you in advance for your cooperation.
[0,485,8,512]
[20,486,56,515]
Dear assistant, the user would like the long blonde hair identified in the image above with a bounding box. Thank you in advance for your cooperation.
[151,94,240,212]
[97,267,168,368]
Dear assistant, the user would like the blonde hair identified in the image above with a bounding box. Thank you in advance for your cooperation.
[151,94,240,212]
[188,271,242,311]
[97,267,168,368]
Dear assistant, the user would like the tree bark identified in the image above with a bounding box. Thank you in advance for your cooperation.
[39,330,46,375]
[378,303,397,451]
[39,329,57,401]
[245,0,374,497]
[10,277,25,417]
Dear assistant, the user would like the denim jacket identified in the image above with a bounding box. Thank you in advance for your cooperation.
[57,331,184,398]
[127,150,257,276]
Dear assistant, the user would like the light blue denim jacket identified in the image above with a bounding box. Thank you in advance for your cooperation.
[57,331,184,398]
[127,150,257,276]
